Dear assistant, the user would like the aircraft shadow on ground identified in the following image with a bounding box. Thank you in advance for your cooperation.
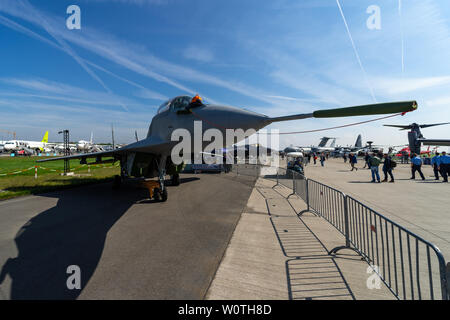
[0,178,198,300]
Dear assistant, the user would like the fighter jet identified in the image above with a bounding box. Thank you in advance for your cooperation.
[383,122,450,155]
[38,95,417,201]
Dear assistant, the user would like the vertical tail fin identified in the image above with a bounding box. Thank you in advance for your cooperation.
[330,138,336,147]
[318,137,330,147]
[41,131,49,143]
[355,134,362,148]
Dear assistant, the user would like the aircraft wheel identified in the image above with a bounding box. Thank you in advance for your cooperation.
[171,173,180,186]
[153,187,161,201]
[161,188,168,202]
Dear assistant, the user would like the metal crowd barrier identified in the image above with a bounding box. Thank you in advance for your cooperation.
[271,167,449,300]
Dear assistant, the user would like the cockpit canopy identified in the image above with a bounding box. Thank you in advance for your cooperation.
[157,95,203,114]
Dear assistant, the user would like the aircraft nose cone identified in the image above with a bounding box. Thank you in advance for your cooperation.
[194,105,270,132]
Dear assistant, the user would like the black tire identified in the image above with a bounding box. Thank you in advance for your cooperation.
[161,188,168,202]
[171,173,180,186]
[153,187,161,201]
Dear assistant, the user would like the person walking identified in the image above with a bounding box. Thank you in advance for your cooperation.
[320,153,325,167]
[369,153,381,183]
[343,153,347,163]
[410,153,425,180]
[313,152,317,165]
[438,151,449,182]
[382,153,395,182]
[363,152,370,169]
[349,153,358,171]
[431,152,441,180]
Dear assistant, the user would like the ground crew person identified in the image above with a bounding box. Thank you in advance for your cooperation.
[431,152,441,180]
[410,153,425,180]
[438,151,450,182]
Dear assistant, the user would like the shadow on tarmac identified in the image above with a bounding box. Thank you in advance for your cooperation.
[0,177,198,299]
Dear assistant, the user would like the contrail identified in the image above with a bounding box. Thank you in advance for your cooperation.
[18,0,129,111]
[399,0,405,76]
[336,0,377,103]
[0,14,168,103]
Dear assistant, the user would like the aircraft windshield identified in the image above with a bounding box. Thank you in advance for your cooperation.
[157,100,170,114]
[171,96,192,112]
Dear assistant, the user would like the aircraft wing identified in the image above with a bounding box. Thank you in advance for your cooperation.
[37,136,174,163]
[383,124,411,130]
[419,139,450,147]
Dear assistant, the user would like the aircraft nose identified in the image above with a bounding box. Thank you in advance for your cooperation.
[192,105,270,132]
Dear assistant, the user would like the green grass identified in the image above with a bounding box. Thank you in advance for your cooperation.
[0,156,119,200]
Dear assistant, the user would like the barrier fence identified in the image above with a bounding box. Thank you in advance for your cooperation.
[231,163,449,300]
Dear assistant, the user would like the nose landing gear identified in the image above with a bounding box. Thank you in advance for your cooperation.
[142,180,168,202]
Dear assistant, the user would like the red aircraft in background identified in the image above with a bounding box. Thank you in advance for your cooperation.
[395,145,437,158]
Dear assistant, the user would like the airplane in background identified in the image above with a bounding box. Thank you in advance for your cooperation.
[332,134,363,156]
[394,145,438,158]
[3,131,51,153]
[284,136,337,155]
[38,95,418,201]
[76,132,94,152]
[384,122,450,155]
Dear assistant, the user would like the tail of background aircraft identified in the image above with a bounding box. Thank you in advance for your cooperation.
[318,137,331,147]
[355,134,362,148]
[41,131,49,143]
[330,138,336,148]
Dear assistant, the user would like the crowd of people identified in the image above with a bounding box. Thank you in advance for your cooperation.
[305,150,450,183]
[356,151,450,183]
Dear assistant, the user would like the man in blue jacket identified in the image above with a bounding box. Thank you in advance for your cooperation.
[431,152,441,180]
[438,151,450,183]
[410,153,425,180]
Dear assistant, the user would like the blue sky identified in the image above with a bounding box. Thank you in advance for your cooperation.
[1,0,450,150]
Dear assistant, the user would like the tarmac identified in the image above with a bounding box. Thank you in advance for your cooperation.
[0,159,447,300]
[0,173,256,299]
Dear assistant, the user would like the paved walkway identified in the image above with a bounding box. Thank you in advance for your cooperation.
[304,158,450,261]
[206,176,395,300]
